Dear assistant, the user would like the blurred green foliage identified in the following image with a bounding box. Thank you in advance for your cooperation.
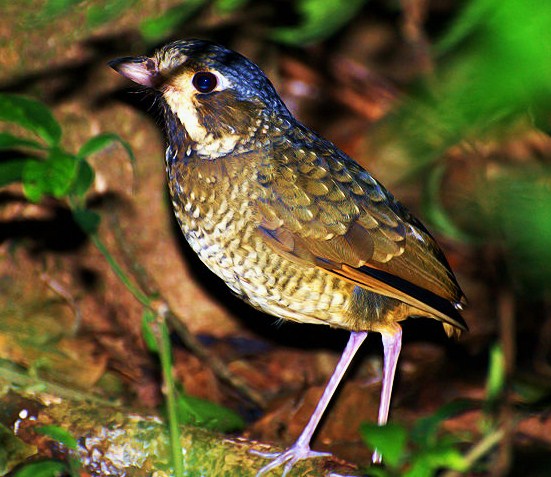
[488,171,551,294]
[382,0,551,294]
[361,402,472,477]
[87,0,137,27]
[215,0,249,14]
[140,0,207,43]
[439,0,551,113]
[395,0,551,163]
[421,163,474,243]
[485,344,505,404]
[31,0,137,27]
[33,0,84,24]
[272,0,367,45]
[361,345,509,476]
[34,0,371,45]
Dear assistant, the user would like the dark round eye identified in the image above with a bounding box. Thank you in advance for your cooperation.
[192,72,217,93]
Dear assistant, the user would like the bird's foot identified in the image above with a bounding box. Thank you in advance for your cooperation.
[251,442,331,477]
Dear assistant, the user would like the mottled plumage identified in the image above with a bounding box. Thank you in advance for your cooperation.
[110,39,467,477]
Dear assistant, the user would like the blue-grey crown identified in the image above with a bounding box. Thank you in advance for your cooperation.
[158,39,291,116]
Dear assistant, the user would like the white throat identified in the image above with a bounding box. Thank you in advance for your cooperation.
[163,86,240,159]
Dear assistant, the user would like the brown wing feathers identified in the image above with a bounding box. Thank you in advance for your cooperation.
[256,130,466,332]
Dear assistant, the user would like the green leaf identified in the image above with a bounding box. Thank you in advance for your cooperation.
[430,446,467,471]
[403,458,431,477]
[405,444,467,477]
[21,161,47,202]
[272,0,366,45]
[69,159,95,197]
[360,422,407,468]
[0,132,45,151]
[36,425,78,450]
[141,309,159,353]
[22,149,78,202]
[77,132,135,166]
[12,460,67,477]
[140,0,206,42]
[44,151,78,198]
[0,94,61,146]
[0,158,36,188]
[72,208,100,235]
[175,393,245,432]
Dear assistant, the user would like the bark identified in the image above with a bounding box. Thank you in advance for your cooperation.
[0,378,360,477]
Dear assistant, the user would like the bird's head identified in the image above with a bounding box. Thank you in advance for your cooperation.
[109,40,289,157]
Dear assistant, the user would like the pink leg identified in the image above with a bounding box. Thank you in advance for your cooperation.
[253,331,368,477]
[372,327,402,464]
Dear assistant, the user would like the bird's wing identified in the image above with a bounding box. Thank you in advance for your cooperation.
[255,130,467,331]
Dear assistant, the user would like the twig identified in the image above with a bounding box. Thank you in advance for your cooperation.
[400,0,434,75]
[494,288,515,476]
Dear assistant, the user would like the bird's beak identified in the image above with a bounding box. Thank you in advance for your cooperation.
[108,56,160,88]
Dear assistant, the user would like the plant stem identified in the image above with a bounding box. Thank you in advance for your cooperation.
[441,427,505,477]
[90,233,151,307]
[91,230,184,476]
[155,304,184,477]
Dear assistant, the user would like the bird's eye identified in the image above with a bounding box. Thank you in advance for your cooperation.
[192,72,218,93]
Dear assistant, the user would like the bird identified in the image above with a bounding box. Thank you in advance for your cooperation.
[109,39,467,476]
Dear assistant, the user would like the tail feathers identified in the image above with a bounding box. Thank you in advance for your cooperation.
[442,322,463,339]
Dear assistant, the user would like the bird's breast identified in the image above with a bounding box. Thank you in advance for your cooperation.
[168,155,257,291]
[166,153,359,327]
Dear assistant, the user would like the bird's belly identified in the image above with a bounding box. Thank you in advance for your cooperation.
[178,212,354,328]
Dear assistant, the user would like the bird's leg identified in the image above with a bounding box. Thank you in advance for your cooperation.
[252,331,368,477]
[372,327,402,464]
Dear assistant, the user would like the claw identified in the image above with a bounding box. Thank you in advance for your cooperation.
[251,443,331,476]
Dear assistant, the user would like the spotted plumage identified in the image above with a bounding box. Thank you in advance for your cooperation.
[110,39,467,477]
